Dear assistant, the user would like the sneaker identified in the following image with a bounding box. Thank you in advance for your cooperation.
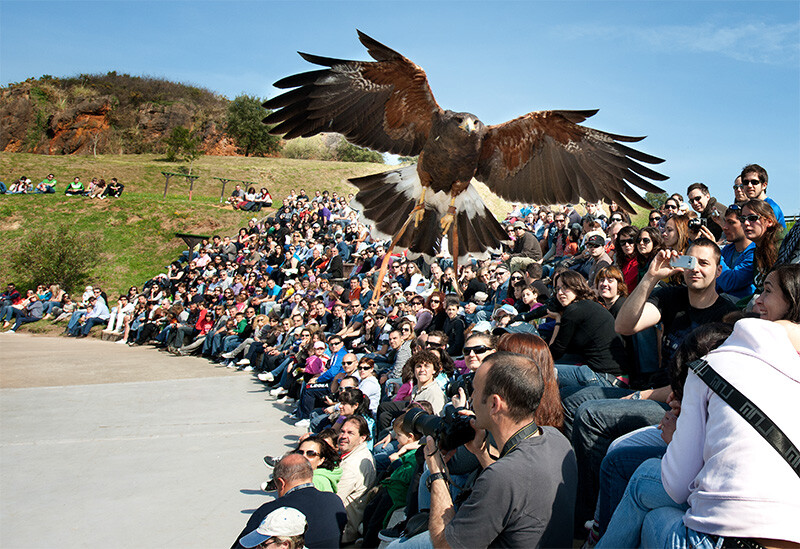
[237,358,250,366]
[275,395,289,404]
[221,351,235,359]
[262,372,275,383]
[269,387,287,397]
[260,479,277,492]
[257,372,270,382]
[294,418,310,429]
[242,366,254,372]
[263,455,279,468]
[378,521,407,543]
[5,329,15,334]
[226,361,237,369]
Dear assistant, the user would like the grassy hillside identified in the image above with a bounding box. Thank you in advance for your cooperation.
[0,152,388,294]
[1,151,651,296]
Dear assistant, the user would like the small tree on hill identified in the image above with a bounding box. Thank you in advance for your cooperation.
[164,126,202,174]
[334,140,384,163]
[226,95,281,157]
[13,224,98,293]
[645,191,668,210]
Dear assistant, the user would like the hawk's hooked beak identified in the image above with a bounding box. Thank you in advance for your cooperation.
[459,117,476,133]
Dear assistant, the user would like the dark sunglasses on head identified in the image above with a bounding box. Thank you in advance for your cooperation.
[638,238,652,244]
[619,239,636,246]
[738,214,761,223]
[464,345,492,355]
[727,204,741,211]
[293,449,320,458]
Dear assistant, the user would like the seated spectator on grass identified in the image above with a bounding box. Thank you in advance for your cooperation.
[35,174,57,193]
[102,177,124,198]
[87,178,106,198]
[64,176,84,196]
[8,176,32,194]
[4,293,43,333]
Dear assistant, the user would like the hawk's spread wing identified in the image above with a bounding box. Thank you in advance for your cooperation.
[263,30,443,157]
[475,110,667,212]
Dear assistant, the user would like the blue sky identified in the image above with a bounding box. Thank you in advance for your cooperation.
[2,0,798,213]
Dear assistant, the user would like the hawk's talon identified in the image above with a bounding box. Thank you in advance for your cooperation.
[440,213,454,235]
[412,205,425,228]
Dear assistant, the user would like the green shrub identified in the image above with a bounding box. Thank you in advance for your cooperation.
[12,224,99,293]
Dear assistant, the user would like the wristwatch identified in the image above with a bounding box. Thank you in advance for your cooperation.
[426,472,449,491]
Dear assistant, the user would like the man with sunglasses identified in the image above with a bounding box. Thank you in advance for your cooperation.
[501,221,543,276]
[716,206,756,299]
[686,183,726,240]
[738,164,785,228]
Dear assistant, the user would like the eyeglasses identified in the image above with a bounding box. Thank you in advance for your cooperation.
[430,299,440,304]
[464,345,492,355]
[342,360,356,365]
[357,365,373,371]
[401,327,412,332]
[611,217,623,222]
[586,243,602,249]
[664,205,678,210]
[688,195,704,203]
[638,238,652,244]
[649,215,661,221]
[733,184,744,190]
[619,239,635,246]
[293,449,320,458]
[426,341,443,348]
[510,276,523,281]
[555,219,565,223]
[727,204,741,211]
[742,179,760,186]
[738,214,761,223]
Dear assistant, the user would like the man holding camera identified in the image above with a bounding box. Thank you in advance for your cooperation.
[408,352,577,548]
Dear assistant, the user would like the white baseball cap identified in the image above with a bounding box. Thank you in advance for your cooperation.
[239,507,307,548]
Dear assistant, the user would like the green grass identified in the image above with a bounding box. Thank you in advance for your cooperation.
[0,152,389,295]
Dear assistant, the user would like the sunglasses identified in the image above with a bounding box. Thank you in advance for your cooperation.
[664,205,678,210]
[510,275,523,281]
[738,214,761,223]
[649,215,662,221]
[430,299,440,303]
[464,345,492,355]
[293,449,320,458]
[733,184,744,190]
[357,365,373,371]
[619,239,636,246]
[688,196,704,203]
[342,360,356,366]
[611,217,623,222]
[586,243,602,249]
[638,238,652,244]
[426,341,443,348]
[741,179,760,186]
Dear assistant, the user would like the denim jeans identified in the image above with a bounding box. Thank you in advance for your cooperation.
[555,364,619,395]
[598,443,667,534]
[596,458,687,548]
[387,531,434,549]
[297,384,330,419]
[563,387,669,531]
[80,316,107,335]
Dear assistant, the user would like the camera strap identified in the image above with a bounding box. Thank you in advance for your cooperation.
[499,420,539,459]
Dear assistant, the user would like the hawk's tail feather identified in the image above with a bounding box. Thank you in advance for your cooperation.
[350,166,507,262]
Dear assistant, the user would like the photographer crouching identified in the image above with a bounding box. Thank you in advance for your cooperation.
[391,351,577,548]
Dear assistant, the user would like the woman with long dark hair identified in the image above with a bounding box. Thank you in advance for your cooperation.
[614,226,640,291]
[549,270,630,393]
[740,199,781,292]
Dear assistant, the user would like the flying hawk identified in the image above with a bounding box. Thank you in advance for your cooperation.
[263,31,667,262]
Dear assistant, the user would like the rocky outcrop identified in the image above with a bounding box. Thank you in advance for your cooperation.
[0,76,239,156]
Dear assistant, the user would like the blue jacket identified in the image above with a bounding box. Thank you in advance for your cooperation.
[717,242,756,299]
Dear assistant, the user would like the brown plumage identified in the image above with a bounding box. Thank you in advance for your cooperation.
[263,30,667,261]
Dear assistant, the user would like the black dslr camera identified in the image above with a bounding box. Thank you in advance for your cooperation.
[402,406,476,453]
[446,372,475,400]
[688,217,706,232]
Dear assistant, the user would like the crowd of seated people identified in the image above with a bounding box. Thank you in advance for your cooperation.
[0,173,125,197]
[4,163,800,548]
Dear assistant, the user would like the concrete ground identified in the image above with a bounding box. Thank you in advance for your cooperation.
[0,333,303,548]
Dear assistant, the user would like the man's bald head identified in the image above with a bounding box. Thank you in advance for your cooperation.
[274,453,313,496]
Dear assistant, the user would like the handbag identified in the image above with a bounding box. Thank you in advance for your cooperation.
[688,359,800,478]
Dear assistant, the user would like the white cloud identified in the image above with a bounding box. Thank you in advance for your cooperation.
[555,20,800,65]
